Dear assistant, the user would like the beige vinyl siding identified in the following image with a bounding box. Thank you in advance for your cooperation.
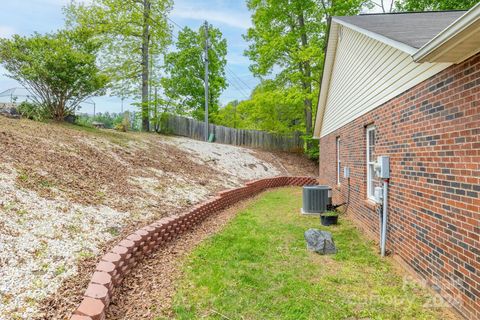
[320,26,451,137]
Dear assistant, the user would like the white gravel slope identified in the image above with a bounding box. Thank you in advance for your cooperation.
[0,165,129,319]
[165,136,281,183]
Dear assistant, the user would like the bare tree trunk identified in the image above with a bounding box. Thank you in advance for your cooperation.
[54,101,65,121]
[298,11,313,145]
[141,0,151,132]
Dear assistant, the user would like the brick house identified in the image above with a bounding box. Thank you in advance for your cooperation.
[314,5,479,319]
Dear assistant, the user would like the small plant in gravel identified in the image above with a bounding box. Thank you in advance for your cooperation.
[41,263,50,273]
[15,209,28,217]
[2,293,13,305]
[77,250,95,260]
[11,314,23,320]
[2,201,18,211]
[67,224,82,234]
[17,171,29,182]
[96,191,106,199]
[39,179,54,189]
[32,278,43,290]
[33,241,48,259]
[24,296,37,307]
[55,265,66,276]
[105,227,120,236]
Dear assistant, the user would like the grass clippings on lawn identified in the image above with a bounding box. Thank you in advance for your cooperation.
[168,187,457,320]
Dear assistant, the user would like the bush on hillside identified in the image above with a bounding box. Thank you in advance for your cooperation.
[0,29,109,121]
[17,101,50,122]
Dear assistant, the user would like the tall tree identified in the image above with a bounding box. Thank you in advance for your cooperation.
[0,29,108,120]
[65,0,172,131]
[162,24,227,120]
[216,81,304,134]
[215,100,240,128]
[244,0,366,145]
[395,0,478,11]
[372,0,478,12]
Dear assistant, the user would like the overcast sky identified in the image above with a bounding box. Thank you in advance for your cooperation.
[0,0,386,115]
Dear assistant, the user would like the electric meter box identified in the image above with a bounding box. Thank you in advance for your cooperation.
[376,156,390,179]
[374,186,383,204]
[344,167,350,179]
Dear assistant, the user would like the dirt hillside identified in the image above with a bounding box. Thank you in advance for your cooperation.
[0,116,317,319]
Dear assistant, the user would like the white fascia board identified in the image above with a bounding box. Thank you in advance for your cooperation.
[313,22,339,139]
[413,3,480,62]
[332,17,417,56]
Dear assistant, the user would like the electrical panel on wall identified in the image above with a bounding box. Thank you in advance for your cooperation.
[375,156,390,179]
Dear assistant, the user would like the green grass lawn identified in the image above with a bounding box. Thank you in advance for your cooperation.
[167,187,450,320]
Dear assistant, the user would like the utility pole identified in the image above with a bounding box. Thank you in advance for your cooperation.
[154,87,158,132]
[204,20,209,142]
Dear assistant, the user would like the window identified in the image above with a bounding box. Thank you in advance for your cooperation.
[366,125,379,201]
[336,137,341,185]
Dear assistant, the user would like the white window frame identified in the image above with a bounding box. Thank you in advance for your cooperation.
[336,137,341,185]
[366,125,377,201]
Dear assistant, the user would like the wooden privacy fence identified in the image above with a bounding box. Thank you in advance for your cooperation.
[161,114,304,152]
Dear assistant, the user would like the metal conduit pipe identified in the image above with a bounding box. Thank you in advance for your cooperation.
[380,179,389,257]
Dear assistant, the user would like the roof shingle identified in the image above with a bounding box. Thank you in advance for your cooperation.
[335,11,466,49]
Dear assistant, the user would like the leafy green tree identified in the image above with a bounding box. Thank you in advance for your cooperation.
[395,0,478,11]
[65,0,172,131]
[216,81,304,134]
[162,24,227,120]
[214,100,240,128]
[0,30,108,121]
[244,0,366,143]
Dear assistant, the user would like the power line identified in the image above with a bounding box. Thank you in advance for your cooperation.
[226,66,253,92]
[160,15,253,99]
[166,16,183,31]
[126,2,252,101]
[225,71,251,98]
[207,46,251,99]
[225,76,250,99]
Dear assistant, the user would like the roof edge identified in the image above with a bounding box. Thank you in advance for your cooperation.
[356,9,467,16]
[332,17,418,55]
[413,3,480,62]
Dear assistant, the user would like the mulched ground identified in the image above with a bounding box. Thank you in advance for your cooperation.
[0,118,223,215]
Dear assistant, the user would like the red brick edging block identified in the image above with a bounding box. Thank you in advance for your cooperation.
[71,176,318,319]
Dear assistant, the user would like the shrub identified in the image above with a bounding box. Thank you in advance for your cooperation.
[304,135,319,161]
[17,101,49,121]
[114,113,131,132]
[0,29,109,121]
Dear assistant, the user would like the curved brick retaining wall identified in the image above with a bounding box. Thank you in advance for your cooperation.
[70,176,318,320]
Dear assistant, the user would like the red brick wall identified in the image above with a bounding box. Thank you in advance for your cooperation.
[319,53,480,319]
[70,176,318,320]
